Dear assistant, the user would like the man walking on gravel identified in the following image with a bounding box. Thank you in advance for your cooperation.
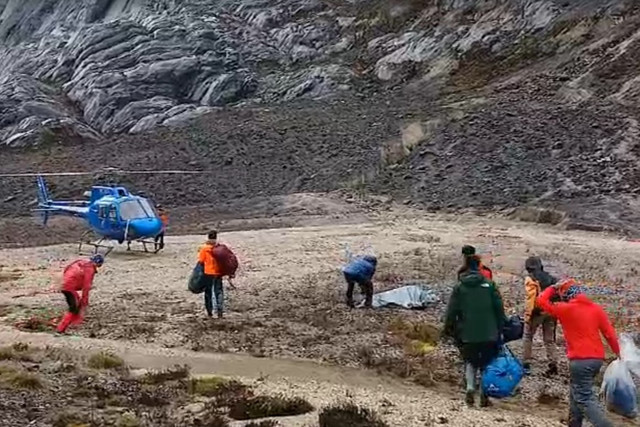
[537,279,620,427]
[444,256,505,407]
[56,254,104,334]
[198,230,237,319]
[522,256,559,376]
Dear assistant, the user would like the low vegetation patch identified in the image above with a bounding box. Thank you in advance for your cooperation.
[190,376,251,405]
[140,365,190,384]
[228,395,314,420]
[0,347,14,360]
[88,352,125,370]
[319,402,389,427]
[14,315,52,332]
[0,343,36,362]
[201,413,230,427]
[52,411,90,427]
[116,412,141,427]
[8,371,43,389]
[244,421,279,427]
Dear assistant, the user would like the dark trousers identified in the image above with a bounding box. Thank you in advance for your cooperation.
[460,341,500,369]
[203,275,224,316]
[568,359,612,427]
[154,232,165,249]
[62,290,80,314]
[460,341,499,393]
[344,272,373,307]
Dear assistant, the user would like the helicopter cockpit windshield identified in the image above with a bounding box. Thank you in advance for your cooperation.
[138,198,157,218]
[119,200,153,220]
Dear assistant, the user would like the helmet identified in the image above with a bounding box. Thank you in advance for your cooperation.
[90,254,105,266]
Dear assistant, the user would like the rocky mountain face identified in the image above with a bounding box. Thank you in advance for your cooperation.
[2,0,640,236]
[0,0,636,146]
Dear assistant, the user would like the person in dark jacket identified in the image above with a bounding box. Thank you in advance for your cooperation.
[458,245,493,281]
[342,255,377,308]
[522,256,558,376]
[444,256,505,407]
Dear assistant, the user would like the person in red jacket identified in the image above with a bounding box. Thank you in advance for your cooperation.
[537,279,620,427]
[458,245,493,281]
[56,254,104,334]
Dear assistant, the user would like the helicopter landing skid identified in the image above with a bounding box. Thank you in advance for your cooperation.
[125,238,163,254]
[78,232,114,256]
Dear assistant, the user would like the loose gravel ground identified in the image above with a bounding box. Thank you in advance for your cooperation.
[0,206,639,425]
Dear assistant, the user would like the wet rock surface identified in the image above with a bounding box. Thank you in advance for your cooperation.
[2,0,640,237]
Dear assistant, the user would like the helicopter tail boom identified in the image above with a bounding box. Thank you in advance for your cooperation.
[34,175,89,225]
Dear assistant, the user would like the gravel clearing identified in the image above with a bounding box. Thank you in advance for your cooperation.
[1,206,639,425]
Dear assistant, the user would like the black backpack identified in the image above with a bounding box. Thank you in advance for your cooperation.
[532,270,559,316]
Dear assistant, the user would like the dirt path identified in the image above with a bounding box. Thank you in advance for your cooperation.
[0,326,567,427]
[0,326,406,390]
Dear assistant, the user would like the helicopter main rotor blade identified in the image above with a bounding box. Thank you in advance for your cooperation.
[0,170,205,177]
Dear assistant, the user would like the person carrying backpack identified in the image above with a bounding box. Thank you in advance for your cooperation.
[56,254,104,334]
[537,279,620,427]
[522,256,559,376]
[444,256,505,407]
[197,230,238,319]
[342,255,377,308]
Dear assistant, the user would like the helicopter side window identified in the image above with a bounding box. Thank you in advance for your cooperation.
[108,206,118,221]
[98,206,108,220]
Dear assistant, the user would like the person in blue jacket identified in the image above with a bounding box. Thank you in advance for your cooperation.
[342,255,377,308]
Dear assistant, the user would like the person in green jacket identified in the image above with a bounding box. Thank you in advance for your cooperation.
[444,255,506,407]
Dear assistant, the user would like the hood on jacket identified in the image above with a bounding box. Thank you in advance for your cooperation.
[525,256,557,289]
[361,255,377,267]
[460,272,488,288]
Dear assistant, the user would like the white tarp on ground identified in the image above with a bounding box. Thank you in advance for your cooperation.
[359,283,439,309]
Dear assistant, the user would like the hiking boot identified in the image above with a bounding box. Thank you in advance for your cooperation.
[546,362,558,376]
[523,362,531,376]
[465,391,475,407]
[480,393,492,408]
[217,312,224,319]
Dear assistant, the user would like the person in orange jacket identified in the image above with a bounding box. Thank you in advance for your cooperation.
[537,279,619,427]
[522,256,558,376]
[458,245,493,281]
[198,230,225,318]
[154,205,169,251]
[56,254,104,334]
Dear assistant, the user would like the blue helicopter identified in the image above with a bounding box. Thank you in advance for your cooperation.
[0,170,199,254]
[33,174,167,254]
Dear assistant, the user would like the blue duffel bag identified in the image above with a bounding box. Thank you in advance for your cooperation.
[482,345,524,398]
[601,360,638,419]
